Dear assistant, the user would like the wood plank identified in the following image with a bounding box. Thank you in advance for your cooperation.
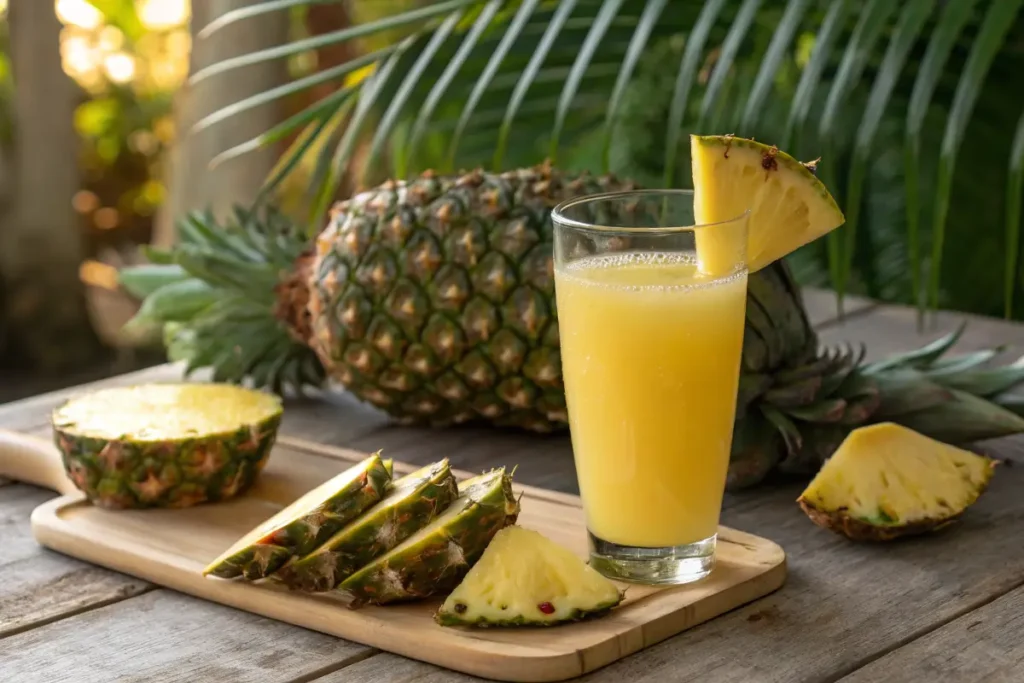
[314,654,473,683]
[0,589,374,683]
[0,483,150,637]
[800,287,876,328]
[329,439,1024,682]
[838,585,1024,683]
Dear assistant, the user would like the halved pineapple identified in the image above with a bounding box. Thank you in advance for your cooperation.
[797,422,997,541]
[435,526,623,627]
[690,134,845,274]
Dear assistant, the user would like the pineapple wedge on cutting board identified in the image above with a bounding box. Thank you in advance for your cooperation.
[435,526,623,627]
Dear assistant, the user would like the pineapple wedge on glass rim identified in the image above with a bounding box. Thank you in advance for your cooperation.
[690,134,846,276]
[797,422,997,541]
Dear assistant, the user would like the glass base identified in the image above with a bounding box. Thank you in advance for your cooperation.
[588,532,716,585]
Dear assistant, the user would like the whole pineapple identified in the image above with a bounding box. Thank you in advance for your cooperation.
[124,156,1024,490]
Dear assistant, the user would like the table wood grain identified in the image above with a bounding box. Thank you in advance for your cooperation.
[2,289,1024,682]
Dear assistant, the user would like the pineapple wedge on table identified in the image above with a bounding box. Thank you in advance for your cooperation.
[203,453,392,580]
[336,468,519,607]
[52,383,282,510]
[436,526,623,628]
[277,459,458,592]
[798,423,997,541]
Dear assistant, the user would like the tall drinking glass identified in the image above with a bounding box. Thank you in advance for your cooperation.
[552,189,749,585]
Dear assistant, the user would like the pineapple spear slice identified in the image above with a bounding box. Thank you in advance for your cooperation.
[691,134,846,275]
[276,459,458,592]
[203,453,392,579]
[336,468,519,606]
[435,526,623,628]
[797,423,997,541]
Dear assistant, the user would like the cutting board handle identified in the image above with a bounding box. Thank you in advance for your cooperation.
[0,429,78,495]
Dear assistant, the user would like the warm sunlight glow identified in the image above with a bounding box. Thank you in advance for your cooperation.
[61,31,103,87]
[80,259,120,290]
[0,0,8,17]
[137,0,190,30]
[56,0,104,30]
[103,52,136,84]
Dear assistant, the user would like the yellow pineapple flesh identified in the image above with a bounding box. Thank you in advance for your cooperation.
[690,134,846,275]
[435,526,622,627]
[797,423,996,541]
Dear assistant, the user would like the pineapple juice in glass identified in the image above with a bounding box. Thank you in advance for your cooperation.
[552,189,749,585]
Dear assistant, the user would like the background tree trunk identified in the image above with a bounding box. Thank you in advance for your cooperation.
[0,0,104,373]
[153,0,291,247]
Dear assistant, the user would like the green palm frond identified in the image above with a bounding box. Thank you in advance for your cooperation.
[193,0,1024,321]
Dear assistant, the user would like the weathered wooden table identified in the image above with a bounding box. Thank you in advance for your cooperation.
[3,290,1024,683]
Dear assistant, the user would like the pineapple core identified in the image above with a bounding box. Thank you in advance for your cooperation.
[798,422,995,540]
[436,526,622,627]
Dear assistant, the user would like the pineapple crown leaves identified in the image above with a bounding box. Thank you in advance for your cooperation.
[118,205,326,395]
[738,322,1024,489]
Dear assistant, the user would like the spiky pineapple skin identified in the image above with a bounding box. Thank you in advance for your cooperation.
[307,165,641,433]
[797,499,960,542]
[435,604,621,628]
[277,460,458,592]
[205,455,391,579]
[52,390,282,510]
[336,469,519,606]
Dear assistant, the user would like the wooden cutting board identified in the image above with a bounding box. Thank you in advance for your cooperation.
[0,428,786,682]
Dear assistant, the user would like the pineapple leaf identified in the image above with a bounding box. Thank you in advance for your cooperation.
[118,264,189,299]
[862,323,966,374]
[871,370,954,419]
[926,348,1004,374]
[764,375,822,408]
[785,398,848,424]
[893,388,1024,444]
[760,404,803,454]
[928,364,1024,398]
[127,279,219,324]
